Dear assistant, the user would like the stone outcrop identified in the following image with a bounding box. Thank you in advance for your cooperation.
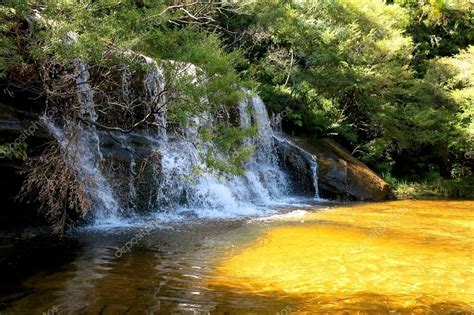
[276,136,392,201]
[0,103,50,226]
[274,136,317,195]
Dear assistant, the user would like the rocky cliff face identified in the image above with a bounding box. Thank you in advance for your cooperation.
[0,103,50,226]
[0,100,392,229]
[273,136,318,196]
[276,136,392,201]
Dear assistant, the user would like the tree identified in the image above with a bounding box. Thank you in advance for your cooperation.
[1,0,255,231]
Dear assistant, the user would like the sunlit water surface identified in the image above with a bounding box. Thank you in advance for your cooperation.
[1,200,473,314]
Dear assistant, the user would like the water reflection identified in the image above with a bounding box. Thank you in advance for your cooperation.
[0,201,473,314]
[211,201,474,313]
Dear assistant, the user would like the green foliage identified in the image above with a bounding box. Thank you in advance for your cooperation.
[0,2,27,78]
[391,177,474,199]
[0,0,472,196]
[0,142,28,160]
[236,0,417,143]
[396,0,474,74]
[1,0,253,174]
[200,123,257,176]
[223,0,473,189]
[425,46,474,150]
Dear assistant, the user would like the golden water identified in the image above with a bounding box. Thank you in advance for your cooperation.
[1,200,473,314]
[211,201,474,313]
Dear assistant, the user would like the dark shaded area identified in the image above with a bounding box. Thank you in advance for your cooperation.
[274,136,316,196]
[0,231,79,311]
[0,102,51,227]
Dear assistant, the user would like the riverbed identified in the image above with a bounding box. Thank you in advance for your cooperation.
[1,200,473,314]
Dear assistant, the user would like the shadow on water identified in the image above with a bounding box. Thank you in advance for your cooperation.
[0,219,259,314]
[0,201,473,314]
[0,230,80,311]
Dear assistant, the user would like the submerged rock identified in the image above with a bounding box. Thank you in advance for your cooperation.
[276,136,392,201]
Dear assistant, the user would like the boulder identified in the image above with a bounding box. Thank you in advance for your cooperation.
[274,136,317,195]
[277,136,392,201]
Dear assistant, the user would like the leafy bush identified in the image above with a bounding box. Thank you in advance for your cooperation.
[0,142,28,160]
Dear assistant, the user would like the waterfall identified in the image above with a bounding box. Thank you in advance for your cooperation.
[45,58,320,224]
[143,57,168,142]
[272,135,320,199]
[44,61,120,222]
[241,95,291,200]
[310,158,320,198]
[151,93,290,215]
[271,112,283,133]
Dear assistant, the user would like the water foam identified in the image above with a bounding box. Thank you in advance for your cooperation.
[46,58,322,225]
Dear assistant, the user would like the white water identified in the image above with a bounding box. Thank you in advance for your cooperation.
[44,61,120,223]
[46,58,321,225]
[152,94,294,216]
[273,135,320,199]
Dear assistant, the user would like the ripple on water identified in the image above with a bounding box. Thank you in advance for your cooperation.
[0,200,473,314]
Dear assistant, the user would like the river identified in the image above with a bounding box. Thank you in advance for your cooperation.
[1,200,473,314]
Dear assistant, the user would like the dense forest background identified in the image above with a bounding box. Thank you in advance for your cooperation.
[1,0,473,199]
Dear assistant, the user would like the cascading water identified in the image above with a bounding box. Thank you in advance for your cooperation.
[45,57,321,224]
[143,56,168,142]
[273,135,320,199]
[310,159,320,198]
[239,95,292,201]
[44,61,120,222]
[151,93,292,216]
[271,112,283,133]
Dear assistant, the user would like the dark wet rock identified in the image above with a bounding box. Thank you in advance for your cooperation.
[276,136,392,201]
[0,103,51,226]
[98,130,161,213]
[274,136,316,195]
[0,103,50,141]
[0,106,24,133]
